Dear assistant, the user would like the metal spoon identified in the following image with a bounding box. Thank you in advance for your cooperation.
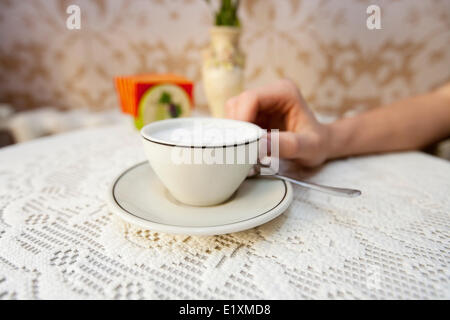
[248,164,361,198]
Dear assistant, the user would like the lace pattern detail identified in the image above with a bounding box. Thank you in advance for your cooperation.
[0,125,449,299]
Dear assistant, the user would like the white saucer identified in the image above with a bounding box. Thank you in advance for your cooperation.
[108,162,293,236]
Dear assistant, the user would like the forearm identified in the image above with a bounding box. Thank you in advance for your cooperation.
[327,86,450,159]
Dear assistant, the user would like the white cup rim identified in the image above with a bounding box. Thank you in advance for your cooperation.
[140,118,263,148]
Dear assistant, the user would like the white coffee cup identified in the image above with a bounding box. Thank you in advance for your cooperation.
[141,118,263,206]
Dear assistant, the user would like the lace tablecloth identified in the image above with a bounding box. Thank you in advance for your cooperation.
[0,124,449,300]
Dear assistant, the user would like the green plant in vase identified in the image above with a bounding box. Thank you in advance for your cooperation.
[202,0,245,118]
[208,0,240,26]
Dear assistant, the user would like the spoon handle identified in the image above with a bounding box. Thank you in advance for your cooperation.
[274,174,361,198]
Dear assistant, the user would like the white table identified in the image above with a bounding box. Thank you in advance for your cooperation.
[0,124,449,299]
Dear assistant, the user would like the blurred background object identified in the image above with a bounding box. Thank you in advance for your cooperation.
[7,107,123,143]
[115,73,194,129]
[0,0,449,147]
[0,104,15,147]
[202,0,245,117]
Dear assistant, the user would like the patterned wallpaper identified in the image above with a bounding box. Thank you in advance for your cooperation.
[0,0,449,119]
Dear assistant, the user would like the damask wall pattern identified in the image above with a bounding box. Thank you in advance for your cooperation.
[0,0,449,119]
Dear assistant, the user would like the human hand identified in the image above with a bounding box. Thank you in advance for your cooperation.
[225,79,331,167]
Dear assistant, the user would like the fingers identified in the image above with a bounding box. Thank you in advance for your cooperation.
[225,91,259,122]
[249,78,301,112]
[277,131,301,159]
[225,78,301,122]
[257,132,301,164]
[225,79,328,166]
[259,131,301,159]
[274,131,327,167]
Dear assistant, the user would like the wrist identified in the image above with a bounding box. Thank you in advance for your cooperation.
[325,119,349,160]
